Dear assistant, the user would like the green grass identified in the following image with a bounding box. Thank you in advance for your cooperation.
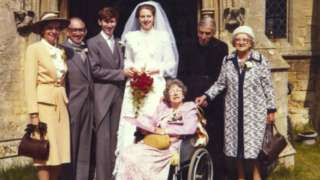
[268,141,320,180]
[1,141,320,180]
[0,165,37,180]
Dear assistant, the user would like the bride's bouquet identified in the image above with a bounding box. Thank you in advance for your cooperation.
[130,72,153,117]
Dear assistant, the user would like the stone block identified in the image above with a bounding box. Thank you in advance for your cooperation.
[288,72,297,81]
[295,80,314,91]
[296,72,312,80]
[278,143,296,168]
[290,91,315,103]
[290,91,307,102]
[290,114,309,127]
[288,106,309,115]
[289,61,311,73]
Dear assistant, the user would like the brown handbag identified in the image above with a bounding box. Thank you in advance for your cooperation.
[18,122,49,161]
[258,123,287,165]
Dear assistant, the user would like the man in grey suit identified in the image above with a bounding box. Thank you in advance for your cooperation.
[60,18,94,180]
[61,17,95,180]
[87,7,134,180]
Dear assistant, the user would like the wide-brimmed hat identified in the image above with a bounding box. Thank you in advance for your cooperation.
[232,25,255,41]
[32,12,70,34]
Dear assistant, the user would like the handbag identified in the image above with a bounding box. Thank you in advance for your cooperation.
[258,123,287,165]
[18,122,49,161]
[143,134,170,150]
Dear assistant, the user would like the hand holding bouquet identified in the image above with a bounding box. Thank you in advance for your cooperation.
[130,71,153,117]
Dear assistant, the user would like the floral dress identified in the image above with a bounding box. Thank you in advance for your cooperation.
[116,102,198,180]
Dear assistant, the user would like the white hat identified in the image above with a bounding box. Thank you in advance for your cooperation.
[32,11,69,34]
[232,25,255,41]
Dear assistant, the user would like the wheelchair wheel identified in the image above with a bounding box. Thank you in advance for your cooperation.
[187,148,213,180]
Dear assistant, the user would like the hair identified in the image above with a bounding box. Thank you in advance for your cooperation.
[69,17,86,28]
[135,4,156,18]
[98,7,119,21]
[198,16,216,33]
[40,21,62,37]
[163,79,188,106]
[231,33,255,49]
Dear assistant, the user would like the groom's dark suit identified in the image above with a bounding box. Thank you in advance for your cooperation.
[87,32,125,180]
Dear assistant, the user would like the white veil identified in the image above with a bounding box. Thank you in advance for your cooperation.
[121,0,179,77]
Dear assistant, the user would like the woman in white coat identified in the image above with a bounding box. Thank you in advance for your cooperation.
[196,26,276,180]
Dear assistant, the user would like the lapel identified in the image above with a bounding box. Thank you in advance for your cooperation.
[63,40,90,80]
[228,53,241,75]
[72,54,90,80]
[114,38,124,68]
[97,34,118,68]
[37,42,58,80]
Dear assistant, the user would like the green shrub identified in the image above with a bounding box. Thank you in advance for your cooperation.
[0,165,37,180]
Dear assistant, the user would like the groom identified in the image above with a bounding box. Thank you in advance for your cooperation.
[87,7,134,180]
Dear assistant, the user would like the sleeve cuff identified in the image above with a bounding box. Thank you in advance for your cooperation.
[267,108,277,113]
[204,93,211,101]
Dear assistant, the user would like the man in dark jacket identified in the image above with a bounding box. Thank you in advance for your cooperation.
[178,16,228,180]
[62,17,95,180]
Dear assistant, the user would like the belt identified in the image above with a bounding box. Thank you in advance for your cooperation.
[40,81,64,87]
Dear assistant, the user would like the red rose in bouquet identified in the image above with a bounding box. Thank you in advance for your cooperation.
[130,72,153,117]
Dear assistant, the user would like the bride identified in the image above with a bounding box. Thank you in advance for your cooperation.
[114,0,178,175]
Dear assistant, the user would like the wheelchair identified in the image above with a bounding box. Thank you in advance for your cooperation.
[168,136,214,180]
[133,106,213,180]
[168,107,213,180]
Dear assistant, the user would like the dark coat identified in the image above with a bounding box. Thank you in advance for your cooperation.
[178,37,228,99]
[62,39,94,180]
[178,37,228,180]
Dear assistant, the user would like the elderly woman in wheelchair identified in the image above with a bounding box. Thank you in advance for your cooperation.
[116,79,210,180]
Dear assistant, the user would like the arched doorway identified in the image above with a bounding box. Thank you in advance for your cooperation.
[68,0,198,46]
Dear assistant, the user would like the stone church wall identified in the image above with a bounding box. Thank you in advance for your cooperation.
[279,0,320,131]
[0,0,31,168]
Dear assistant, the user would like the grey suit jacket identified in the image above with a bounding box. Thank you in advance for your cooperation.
[62,39,95,180]
[63,40,94,123]
[87,33,125,128]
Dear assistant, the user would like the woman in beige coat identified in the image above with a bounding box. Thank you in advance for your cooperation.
[25,12,70,180]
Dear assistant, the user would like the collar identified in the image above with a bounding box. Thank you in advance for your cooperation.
[67,38,85,48]
[67,39,86,52]
[226,50,261,62]
[41,39,62,56]
[140,28,155,34]
[41,39,57,49]
[100,31,114,41]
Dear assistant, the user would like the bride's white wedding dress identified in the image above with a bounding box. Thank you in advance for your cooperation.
[113,2,179,176]
[116,28,177,156]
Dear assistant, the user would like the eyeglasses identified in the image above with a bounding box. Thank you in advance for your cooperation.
[68,28,87,33]
[168,89,183,95]
[234,38,251,44]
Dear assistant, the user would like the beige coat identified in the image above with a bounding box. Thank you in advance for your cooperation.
[25,41,70,166]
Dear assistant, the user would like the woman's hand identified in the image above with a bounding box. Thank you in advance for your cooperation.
[30,113,40,125]
[267,112,275,124]
[155,127,166,135]
[145,69,160,76]
[195,95,208,107]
